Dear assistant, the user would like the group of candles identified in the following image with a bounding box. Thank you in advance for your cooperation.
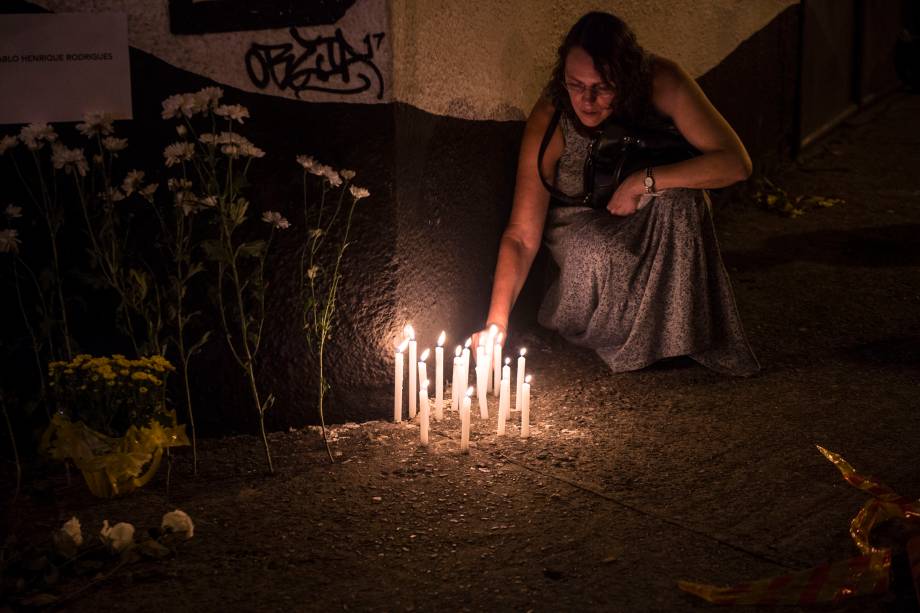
[393,324,533,453]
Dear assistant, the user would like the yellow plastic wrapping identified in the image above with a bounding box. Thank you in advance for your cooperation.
[680,446,920,606]
[43,411,189,498]
[678,550,890,605]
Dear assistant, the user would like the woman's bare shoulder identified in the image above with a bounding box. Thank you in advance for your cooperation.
[648,55,692,114]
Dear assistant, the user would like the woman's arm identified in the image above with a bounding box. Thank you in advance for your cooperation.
[483,97,561,336]
[607,57,752,215]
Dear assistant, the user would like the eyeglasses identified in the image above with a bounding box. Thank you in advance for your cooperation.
[564,80,615,100]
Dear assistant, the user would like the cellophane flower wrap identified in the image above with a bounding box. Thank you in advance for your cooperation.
[42,355,189,496]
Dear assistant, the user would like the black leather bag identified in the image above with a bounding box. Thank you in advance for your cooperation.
[538,108,700,209]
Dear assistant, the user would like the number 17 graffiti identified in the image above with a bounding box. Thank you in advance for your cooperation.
[245,28,386,99]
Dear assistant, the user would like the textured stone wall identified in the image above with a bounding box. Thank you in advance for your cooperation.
[3,1,802,429]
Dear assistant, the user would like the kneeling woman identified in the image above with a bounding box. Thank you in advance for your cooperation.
[482,11,759,376]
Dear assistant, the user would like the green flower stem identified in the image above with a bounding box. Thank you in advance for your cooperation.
[12,257,49,417]
[0,391,20,505]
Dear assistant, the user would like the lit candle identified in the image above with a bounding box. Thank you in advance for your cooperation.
[485,325,497,392]
[435,331,445,420]
[521,375,532,438]
[497,364,510,435]
[460,387,473,453]
[417,348,430,412]
[419,379,430,446]
[451,346,462,412]
[515,348,526,413]
[492,332,503,397]
[406,325,417,419]
[475,358,488,418]
[394,339,408,422]
[459,337,471,404]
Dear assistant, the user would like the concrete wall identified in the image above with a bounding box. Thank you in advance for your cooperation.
[3,1,803,429]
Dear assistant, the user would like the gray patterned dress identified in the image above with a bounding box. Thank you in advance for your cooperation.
[536,112,760,376]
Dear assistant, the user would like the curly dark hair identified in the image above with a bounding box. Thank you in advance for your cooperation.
[547,12,652,123]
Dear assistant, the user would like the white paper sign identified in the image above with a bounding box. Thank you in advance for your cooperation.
[0,13,132,125]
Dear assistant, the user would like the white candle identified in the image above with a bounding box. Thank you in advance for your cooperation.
[459,337,471,404]
[394,339,408,422]
[419,380,430,446]
[492,333,503,397]
[502,357,511,421]
[435,331,445,420]
[515,348,526,413]
[521,375,532,438]
[497,373,510,435]
[417,348,430,418]
[485,325,497,392]
[475,362,488,418]
[460,387,473,453]
[451,346,461,412]
[406,325,417,419]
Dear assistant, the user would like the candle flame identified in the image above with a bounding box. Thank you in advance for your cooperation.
[420,348,430,362]
[464,337,472,348]
[466,386,475,397]
[455,346,462,357]
[525,374,532,384]
[404,324,415,339]
[437,331,446,346]
[396,339,409,352]
[504,357,511,365]
[520,347,527,356]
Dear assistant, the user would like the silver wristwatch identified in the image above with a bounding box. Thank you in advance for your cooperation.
[643,167,655,194]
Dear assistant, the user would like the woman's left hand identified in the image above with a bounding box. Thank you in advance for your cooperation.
[606,171,645,216]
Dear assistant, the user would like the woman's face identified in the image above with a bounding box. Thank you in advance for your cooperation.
[563,46,616,128]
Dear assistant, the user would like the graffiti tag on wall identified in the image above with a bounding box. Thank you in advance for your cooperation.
[245,28,385,100]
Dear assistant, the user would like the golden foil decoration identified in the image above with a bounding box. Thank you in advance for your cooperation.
[679,445,920,606]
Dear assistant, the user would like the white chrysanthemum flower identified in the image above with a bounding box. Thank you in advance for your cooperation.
[261,210,290,229]
[176,124,187,137]
[50,143,88,176]
[161,93,184,119]
[76,112,115,137]
[196,86,223,109]
[102,136,128,152]
[176,191,197,216]
[161,509,195,538]
[92,153,104,165]
[322,166,342,187]
[52,516,83,557]
[19,123,58,150]
[121,170,144,195]
[200,195,218,207]
[163,142,195,167]
[296,154,316,171]
[309,228,323,239]
[221,143,241,158]
[0,134,18,155]
[108,187,125,202]
[349,185,370,200]
[340,169,356,181]
[100,520,135,552]
[306,265,319,280]
[239,142,265,158]
[5,204,22,219]
[215,104,249,124]
[198,133,218,146]
[167,178,193,192]
[139,183,158,199]
[62,516,83,546]
[0,228,21,253]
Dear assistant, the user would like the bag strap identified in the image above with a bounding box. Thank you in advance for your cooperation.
[537,108,587,205]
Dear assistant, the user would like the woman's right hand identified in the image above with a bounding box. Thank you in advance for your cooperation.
[471,323,507,359]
